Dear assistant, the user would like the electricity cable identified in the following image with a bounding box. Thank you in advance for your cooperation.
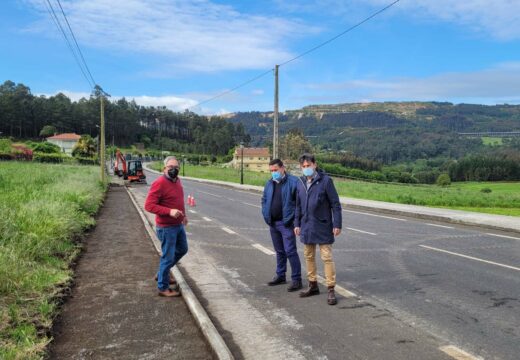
[44,0,94,89]
[188,0,400,111]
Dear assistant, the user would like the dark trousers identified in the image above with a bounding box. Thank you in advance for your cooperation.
[269,221,302,281]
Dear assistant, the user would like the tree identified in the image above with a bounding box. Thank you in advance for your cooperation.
[39,125,57,138]
[72,135,96,158]
[279,128,313,160]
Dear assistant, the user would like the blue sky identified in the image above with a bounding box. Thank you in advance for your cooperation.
[2,0,520,114]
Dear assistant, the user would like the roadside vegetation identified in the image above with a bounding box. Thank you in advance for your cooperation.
[0,162,106,359]
[150,162,520,216]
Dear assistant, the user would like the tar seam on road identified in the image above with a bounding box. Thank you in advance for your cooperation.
[125,187,234,360]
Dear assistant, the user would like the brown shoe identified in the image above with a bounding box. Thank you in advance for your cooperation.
[327,286,337,305]
[155,274,177,285]
[299,281,319,298]
[158,288,181,297]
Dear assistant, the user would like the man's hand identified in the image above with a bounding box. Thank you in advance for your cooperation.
[182,217,188,226]
[333,228,341,236]
[294,227,301,236]
[169,209,183,218]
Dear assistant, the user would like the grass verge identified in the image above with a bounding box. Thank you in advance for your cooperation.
[0,162,106,359]
[150,162,520,216]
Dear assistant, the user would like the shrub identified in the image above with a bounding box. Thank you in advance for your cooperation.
[480,187,492,193]
[31,142,62,154]
[0,152,14,160]
[436,173,451,186]
[33,152,70,163]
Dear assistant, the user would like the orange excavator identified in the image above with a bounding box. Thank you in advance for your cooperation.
[114,149,146,183]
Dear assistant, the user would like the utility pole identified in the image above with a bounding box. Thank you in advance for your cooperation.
[100,94,106,183]
[273,64,279,159]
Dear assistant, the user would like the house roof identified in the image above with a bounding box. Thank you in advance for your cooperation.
[47,133,81,141]
[234,147,270,157]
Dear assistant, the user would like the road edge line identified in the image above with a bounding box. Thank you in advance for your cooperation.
[125,186,234,360]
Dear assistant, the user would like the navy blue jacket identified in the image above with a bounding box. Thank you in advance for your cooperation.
[295,169,342,244]
[261,174,298,227]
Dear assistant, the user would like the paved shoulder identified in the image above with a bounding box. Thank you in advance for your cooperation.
[49,186,213,359]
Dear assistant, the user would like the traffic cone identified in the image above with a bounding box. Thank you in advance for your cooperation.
[187,195,192,207]
[191,195,196,207]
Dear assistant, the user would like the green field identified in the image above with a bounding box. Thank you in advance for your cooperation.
[481,136,503,146]
[151,162,520,216]
[0,162,106,359]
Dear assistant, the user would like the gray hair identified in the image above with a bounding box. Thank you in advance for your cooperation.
[163,156,178,166]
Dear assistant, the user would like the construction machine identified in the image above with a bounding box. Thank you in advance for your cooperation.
[114,149,146,183]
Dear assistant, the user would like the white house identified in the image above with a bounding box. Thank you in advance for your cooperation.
[46,133,81,155]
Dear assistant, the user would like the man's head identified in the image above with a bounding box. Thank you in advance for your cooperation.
[269,158,286,177]
[298,153,316,177]
[163,156,180,179]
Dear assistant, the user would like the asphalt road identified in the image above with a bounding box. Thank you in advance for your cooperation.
[132,170,519,360]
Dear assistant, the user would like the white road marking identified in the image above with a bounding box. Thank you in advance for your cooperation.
[252,243,276,255]
[243,202,261,208]
[486,233,520,241]
[316,275,357,298]
[197,190,223,198]
[346,227,377,236]
[439,345,479,360]
[343,209,407,221]
[203,217,212,222]
[420,245,520,272]
[188,209,197,214]
[222,227,237,235]
[426,223,454,229]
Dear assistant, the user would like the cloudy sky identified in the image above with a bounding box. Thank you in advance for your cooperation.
[2,0,520,114]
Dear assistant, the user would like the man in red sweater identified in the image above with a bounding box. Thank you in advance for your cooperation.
[145,156,188,297]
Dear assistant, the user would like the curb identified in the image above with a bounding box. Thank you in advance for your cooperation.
[124,185,234,360]
[144,163,519,234]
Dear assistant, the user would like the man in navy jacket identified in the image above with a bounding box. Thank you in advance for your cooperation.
[294,153,342,305]
[261,159,303,291]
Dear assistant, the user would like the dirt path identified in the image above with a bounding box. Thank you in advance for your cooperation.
[49,186,213,359]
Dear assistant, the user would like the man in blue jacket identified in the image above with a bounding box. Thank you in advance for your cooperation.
[294,153,342,305]
[261,159,303,292]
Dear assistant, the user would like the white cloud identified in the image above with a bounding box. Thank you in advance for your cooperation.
[24,0,314,73]
[301,62,520,104]
[360,0,520,40]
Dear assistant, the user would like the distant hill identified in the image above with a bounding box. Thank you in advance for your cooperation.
[226,102,520,164]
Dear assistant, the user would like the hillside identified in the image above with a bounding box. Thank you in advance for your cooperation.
[227,102,520,164]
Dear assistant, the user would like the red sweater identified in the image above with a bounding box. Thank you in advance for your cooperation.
[144,175,185,227]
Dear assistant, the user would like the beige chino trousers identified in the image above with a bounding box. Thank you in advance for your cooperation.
[303,244,336,287]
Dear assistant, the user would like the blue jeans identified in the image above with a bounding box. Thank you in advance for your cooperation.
[156,224,188,291]
[269,221,302,282]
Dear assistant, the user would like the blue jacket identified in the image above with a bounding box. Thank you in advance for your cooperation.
[295,169,342,244]
[261,174,298,227]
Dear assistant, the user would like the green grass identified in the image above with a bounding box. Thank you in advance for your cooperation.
[151,162,520,216]
[481,136,503,146]
[0,162,106,359]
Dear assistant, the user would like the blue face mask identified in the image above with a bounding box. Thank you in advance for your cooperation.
[302,167,314,177]
[271,171,282,182]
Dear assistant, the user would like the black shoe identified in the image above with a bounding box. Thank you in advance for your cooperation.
[268,276,286,286]
[287,280,303,292]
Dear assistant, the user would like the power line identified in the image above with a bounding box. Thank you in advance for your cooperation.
[44,0,94,89]
[279,0,400,67]
[188,0,400,111]
[55,0,96,86]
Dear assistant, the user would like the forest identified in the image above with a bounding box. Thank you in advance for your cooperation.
[0,80,249,156]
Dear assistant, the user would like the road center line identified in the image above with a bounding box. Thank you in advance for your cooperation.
[243,202,261,208]
[426,223,454,229]
[346,227,377,236]
[439,345,479,360]
[188,209,197,214]
[486,233,520,241]
[252,243,276,255]
[419,245,520,272]
[221,227,237,235]
[343,210,407,222]
[203,217,212,222]
[197,190,223,198]
[316,275,357,298]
